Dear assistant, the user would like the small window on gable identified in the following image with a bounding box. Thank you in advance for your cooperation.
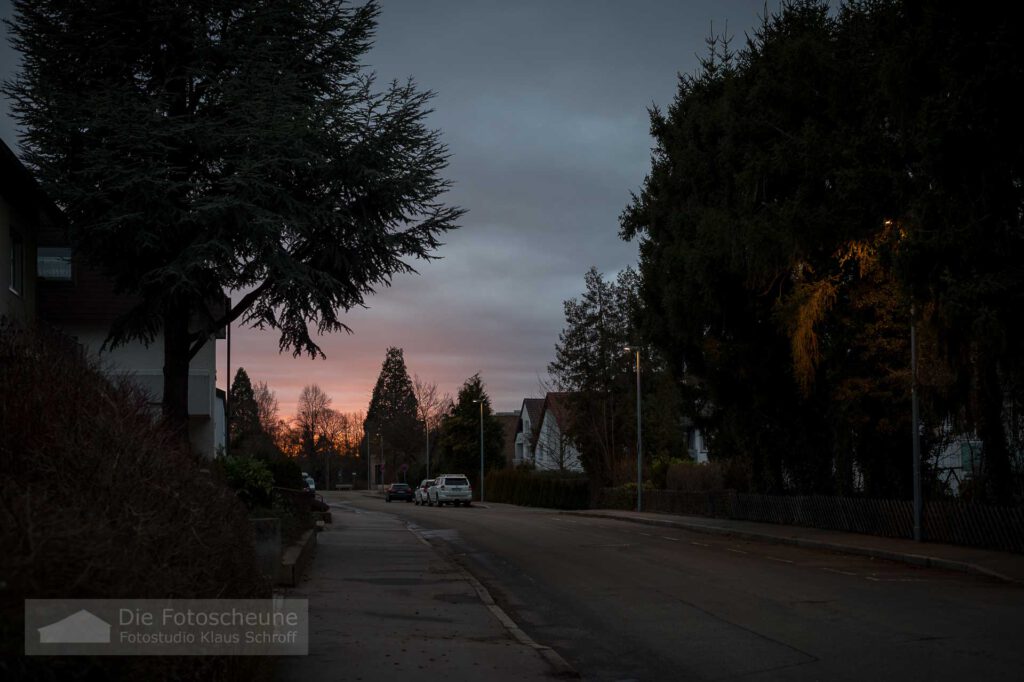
[37,246,72,281]
[9,229,23,294]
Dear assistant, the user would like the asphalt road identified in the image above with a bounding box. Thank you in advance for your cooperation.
[334,492,1024,681]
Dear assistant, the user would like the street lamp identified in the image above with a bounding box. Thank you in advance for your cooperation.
[911,304,922,542]
[424,416,431,479]
[624,345,643,513]
[473,399,484,503]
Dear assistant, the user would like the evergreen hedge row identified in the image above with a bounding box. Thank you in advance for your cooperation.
[484,469,590,510]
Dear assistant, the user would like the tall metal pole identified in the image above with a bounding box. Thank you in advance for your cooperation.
[425,417,431,479]
[635,349,643,514]
[365,430,370,491]
[911,305,922,541]
[479,401,485,503]
[380,433,384,490]
[225,317,231,458]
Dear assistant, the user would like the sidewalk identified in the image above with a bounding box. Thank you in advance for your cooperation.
[563,509,1024,585]
[277,500,566,681]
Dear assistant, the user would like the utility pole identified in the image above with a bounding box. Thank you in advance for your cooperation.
[911,304,922,541]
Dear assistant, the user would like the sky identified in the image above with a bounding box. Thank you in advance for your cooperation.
[0,0,775,418]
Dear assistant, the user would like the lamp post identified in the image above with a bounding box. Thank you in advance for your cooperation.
[625,346,643,513]
[911,304,922,541]
[365,429,371,491]
[424,416,431,479]
[473,399,484,502]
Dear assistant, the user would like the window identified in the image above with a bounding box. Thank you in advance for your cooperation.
[9,229,23,294]
[37,247,72,281]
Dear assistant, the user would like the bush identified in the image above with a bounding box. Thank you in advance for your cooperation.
[221,456,274,508]
[665,458,753,493]
[0,325,270,681]
[264,457,306,490]
[485,469,590,510]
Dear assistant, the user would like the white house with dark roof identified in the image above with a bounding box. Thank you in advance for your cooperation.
[514,398,545,467]
[532,392,583,472]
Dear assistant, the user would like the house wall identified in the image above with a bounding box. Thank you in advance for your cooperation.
[514,404,533,467]
[0,199,37,324]
[533,410,583,472]
[61,322,220,457]
[689,428,709,464]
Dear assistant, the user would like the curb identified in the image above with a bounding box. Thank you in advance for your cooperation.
[406,524,579,678]
[562,510,1020,585]
[276,528,318,587]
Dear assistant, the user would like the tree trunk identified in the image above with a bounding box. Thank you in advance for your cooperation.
[162,300,192,451]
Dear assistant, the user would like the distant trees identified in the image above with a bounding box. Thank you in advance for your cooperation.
[548,267,635,481]
[549,267,686,485]
[228,368,260,446]
[4,0,463,440]
[413,374,451,477]
[437,374,505,484]
[228,367,284,460]
[364,348,420,482]
[253,381,280,442]
[620,1,1024,501]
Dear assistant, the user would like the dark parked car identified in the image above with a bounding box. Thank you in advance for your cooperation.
[384,482,414,502]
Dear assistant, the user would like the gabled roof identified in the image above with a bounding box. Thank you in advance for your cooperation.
[0,139,63,226]
[517,398,544,434]
[532,392,574,450]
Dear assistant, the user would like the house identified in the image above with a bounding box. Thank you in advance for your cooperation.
[532,392,584,472]
[687,424,710,464]
[513,398,544,467]
[1,139,226,457]
[35,252,227,457]
[1,139,62,325]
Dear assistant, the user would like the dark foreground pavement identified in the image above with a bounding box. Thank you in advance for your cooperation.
[276,500,562,682]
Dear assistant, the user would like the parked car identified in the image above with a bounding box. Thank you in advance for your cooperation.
[384,482,414,502]
[415,479,435,505]
[428,473,472,507]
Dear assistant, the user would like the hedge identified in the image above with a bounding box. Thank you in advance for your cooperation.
[484,469,590,509]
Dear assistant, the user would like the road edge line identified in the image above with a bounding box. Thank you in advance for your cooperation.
[406,524,579,679]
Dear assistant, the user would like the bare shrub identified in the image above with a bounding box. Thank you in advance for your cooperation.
[0,324,270,681]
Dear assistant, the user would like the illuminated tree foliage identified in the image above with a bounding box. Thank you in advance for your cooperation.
[622,1,1024,501]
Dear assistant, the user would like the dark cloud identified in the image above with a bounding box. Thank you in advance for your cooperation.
[0,0,775,416]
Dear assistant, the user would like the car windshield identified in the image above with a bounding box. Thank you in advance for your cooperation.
[391,483,409,489]
[444,477,469,486]
[423,480,434,486]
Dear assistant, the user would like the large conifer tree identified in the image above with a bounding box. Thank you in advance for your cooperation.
[4,0,463,440]
[364,347,419,480]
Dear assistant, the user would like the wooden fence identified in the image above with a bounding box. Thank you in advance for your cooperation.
[596,488,1024,554]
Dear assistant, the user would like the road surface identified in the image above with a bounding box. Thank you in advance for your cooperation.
[334,492,1024,681]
